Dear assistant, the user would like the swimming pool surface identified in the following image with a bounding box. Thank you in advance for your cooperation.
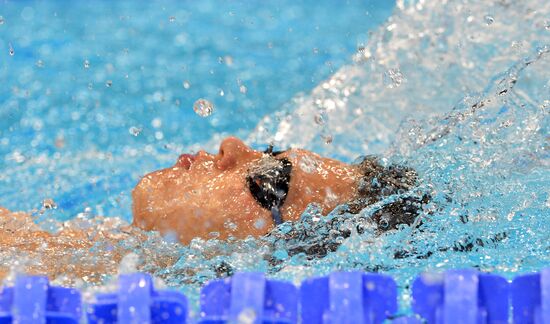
[1,0,549,316]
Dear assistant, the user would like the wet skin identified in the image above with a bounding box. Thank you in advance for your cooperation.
[132,137,361,244]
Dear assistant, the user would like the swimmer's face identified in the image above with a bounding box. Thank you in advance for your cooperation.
[132,137,360,244]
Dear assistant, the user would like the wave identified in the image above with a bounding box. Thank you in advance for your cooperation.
[249,0,550,159]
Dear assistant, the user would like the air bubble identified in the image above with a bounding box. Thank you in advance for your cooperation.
[182,80,191,89]
[83,59,90,69]
[484,15,494,25]
[129,126,142,136]
[169,16,176,23]
[105,80,112,87]
[0,16,4,25]
[193,99,214,117]
[36,60,44,68]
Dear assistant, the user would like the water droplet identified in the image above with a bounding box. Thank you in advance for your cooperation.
[383,68,404,88]
[105,80,112,87]
[138,278,147,287]
[219,89,225,96]
[35,60,44,68]
[8,43,14,56]
[0,16,4,25]
[193,99,214,117]
[321,134,333,144]
[299,155,320,173]
[169,16,176,23]
[314,112,326,125]
[224,55,233,66]
[21,7,34,21]
[312,47,319,54]
[484,15,494,25]
[129,126,142,136]
[224,220,238,231]
[182,80,191,89]
[42,198,57,210]
[239,85,247,94]
[237,308,257,324]
[151,118,162,128]
[83,59,90,69]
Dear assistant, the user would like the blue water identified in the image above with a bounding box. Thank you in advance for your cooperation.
[1,0,549,315]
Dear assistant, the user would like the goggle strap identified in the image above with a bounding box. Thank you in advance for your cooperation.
[270,206,283,225]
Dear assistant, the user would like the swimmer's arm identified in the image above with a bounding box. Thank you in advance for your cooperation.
[0,207,145,282]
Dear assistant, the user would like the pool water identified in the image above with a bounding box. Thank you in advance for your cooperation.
[1,0,549,316]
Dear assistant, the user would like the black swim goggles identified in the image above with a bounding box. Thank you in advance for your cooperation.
[246,145,292,225]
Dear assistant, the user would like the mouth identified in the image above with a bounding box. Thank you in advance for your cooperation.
[177,153,196,170]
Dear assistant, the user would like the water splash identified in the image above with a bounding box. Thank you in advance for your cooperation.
[0,0,548,316]
[250,0,550,159]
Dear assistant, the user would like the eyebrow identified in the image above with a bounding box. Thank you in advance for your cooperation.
[271,150,288,156]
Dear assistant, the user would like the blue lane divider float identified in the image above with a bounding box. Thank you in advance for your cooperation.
[0,275,81,324]
[87,273,188,324]
[199,272,298,323]
[300,271,397,324]
[512,268,550,324]
[411,269,509,324]
[1,269,549,323]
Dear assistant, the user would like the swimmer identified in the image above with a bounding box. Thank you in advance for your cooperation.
[132,136,425,245]
[0,136,427,279]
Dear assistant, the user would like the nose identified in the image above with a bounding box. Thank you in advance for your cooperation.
[215,136,253,170]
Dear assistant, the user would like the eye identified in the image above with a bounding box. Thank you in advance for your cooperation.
[246,157,292,224]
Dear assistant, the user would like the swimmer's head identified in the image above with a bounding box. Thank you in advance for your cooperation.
[132,136,360,243]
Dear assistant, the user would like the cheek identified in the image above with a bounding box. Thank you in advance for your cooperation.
[133,166,274,241]
[216,179,274,236]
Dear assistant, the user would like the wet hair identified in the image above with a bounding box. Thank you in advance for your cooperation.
[265,155,429,259]
[347,155,427,231]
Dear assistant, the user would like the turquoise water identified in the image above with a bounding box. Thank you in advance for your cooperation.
[1,0,549,316]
